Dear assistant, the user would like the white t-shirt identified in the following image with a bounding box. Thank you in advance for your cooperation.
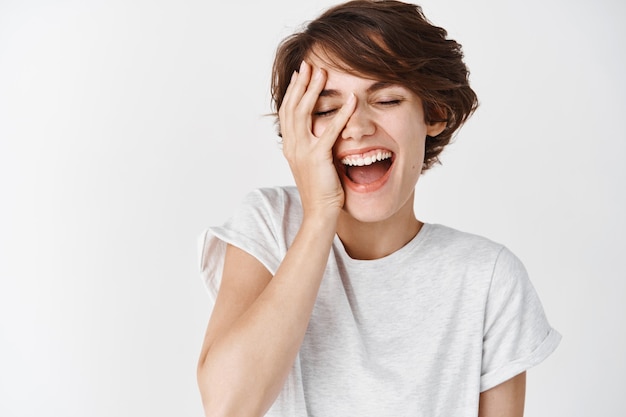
[199,186,561,417]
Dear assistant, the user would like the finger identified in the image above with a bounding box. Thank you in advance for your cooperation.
[278,70,298,135]
[291,67,328,141]
[279,68,301,120]
[281,70,299,107]
[318,93,357,146]
[282,61,311,113]
[296,67,327,120]
[280,62,313,142]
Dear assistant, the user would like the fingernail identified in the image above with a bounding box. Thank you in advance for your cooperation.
[313,69,322,80]
[299,60,307,72]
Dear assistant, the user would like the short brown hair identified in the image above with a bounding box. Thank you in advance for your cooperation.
[271,0,478,170]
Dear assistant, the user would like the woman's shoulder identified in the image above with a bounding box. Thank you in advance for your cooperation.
[421,224,530,291]
[422,223,510,263]
[242,185,300,208]
[233,186,303,243]
[238,185,302,221]
[425,223,501,248]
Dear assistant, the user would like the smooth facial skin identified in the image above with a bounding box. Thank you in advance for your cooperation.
[305,51,445,258]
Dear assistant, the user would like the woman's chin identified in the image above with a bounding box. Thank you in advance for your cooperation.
[341,196,393,224]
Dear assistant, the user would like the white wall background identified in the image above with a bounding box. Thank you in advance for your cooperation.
[0,0,624,416]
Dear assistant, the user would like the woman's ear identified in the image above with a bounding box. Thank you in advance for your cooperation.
[426,120,446,137]
[425,103,447,137]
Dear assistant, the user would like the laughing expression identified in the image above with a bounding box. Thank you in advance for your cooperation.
[308,53,445,224]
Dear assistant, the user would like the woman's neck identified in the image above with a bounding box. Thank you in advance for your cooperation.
[336,199,422,260]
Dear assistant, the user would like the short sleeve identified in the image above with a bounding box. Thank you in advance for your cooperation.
[480,247,561,391]
[197,188,290,304]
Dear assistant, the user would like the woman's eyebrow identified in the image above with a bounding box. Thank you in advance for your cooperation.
[367,81,395,93]
[319,81,397,98]
[319,89,341,98]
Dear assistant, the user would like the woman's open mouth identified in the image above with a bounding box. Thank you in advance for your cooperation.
[337,149,394,191]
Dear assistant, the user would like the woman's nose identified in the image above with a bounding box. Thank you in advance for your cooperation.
[340,103,376,141]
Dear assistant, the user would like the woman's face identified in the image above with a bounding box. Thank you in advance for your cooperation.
[308,53,445,224]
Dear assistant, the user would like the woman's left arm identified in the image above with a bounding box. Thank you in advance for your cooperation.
[478,372,526,417]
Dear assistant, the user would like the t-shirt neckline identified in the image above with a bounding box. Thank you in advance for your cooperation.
[332,222,433,266]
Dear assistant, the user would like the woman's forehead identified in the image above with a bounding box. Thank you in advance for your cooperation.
[306,47,350,72]
[306,49,378,85]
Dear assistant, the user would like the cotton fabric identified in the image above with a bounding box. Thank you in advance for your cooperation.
[199,186,561,416]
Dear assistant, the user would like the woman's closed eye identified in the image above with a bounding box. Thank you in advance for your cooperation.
[313,108,338,117]
[313,97,403,117]
[376,99,403,107]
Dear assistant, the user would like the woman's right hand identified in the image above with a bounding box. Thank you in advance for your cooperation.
[278,60,356,220]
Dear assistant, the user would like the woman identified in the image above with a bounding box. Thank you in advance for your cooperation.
[197,1,560,416]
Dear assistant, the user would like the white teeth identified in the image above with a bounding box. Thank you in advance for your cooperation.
[341,151,392,166]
